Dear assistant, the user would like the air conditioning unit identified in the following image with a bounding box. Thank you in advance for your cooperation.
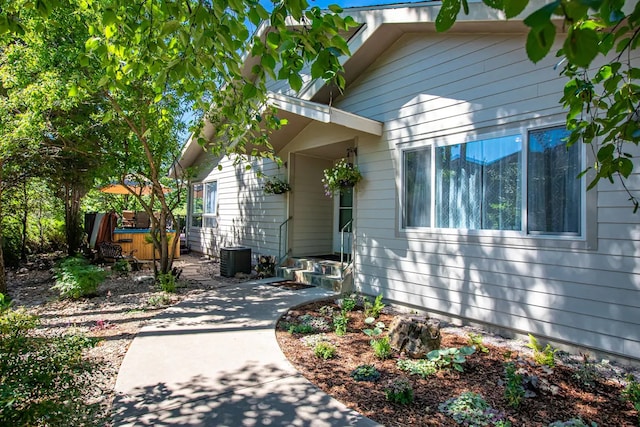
[220,247,251,277]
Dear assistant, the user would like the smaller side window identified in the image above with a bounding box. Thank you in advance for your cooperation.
[191,182,217,228]
[527,127,582,235]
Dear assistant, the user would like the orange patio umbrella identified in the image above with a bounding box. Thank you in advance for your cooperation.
[99,179,171,196]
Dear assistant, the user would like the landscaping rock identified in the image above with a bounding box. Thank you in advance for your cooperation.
[388,315,441,358]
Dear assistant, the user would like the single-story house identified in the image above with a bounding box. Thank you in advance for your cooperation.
[175,1,640,362]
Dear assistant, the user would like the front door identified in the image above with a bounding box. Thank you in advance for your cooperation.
[333,187,353,255]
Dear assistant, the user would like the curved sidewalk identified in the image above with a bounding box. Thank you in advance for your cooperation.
[112,278,381,426]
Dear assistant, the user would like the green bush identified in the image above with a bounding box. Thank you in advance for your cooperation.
[340,295,357,312]
[157,273,176,293]
[371,336,393,360]
[314,342,337,359]
[112,259,132,275]
[439,391,511,426]
[397,358,438,378]
[622,374,640,424]
[53,256,107,299]
[351,364,381,382]
[504,361,525,408]
[363,294,385,318]
[384,377,414,405]
[0,299,101,426]
[527,334,558,367]
[333,311,349,336]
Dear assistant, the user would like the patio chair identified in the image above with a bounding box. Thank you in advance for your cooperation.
[122,210,135,228]
[135,211,150,229]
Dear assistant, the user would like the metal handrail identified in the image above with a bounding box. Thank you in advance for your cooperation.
[278,216,293,265]
[340,219,353,269]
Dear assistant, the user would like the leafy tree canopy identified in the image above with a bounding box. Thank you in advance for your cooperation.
[437,0,640,210]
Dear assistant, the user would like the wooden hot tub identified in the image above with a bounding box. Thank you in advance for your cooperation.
[113,229,180,260]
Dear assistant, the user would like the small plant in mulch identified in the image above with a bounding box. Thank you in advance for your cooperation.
[622,374,640,424]
[147,293,173,307]
[333,311,349,336]
[350,364,381,382]
[572,353,601,388]
[397,358,438,378]
[314,342,337,360]
[548,419,598,427]
[439,391,511,426]
[363,317,385,337]
[300,333,331,348]
[371,336,393,360]
[467,332,490,354]
[284,314,331,334]
[363,294,385,318]
[527,334,558,368]
[427,346,476,372]
[500,357,560,408]
[384,377,414,405]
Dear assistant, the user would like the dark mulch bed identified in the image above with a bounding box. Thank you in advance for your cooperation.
[276,298,638,427]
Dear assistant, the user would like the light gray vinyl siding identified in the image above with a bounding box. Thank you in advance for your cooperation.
[187,156,287,262]
[335,32,640,359]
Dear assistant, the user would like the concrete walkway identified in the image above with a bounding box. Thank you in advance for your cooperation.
[112,263,381,426]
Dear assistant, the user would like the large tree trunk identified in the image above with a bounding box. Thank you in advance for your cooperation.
[64,182,85,256]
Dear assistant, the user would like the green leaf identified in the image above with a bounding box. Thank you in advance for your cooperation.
[597,144,615,162]
[504,0,528,18]
[102,8,117,26]
[461,0,469,14]
[525,21,556,63]
[68,85,78,97]
[523,1,559,28]
[618,157,633,178]
[242,82,257,99]
[267,31,280,50]
[564,26,599,68]
[161,20,180,36]
[435,0,461,32]
[288,73,303,92]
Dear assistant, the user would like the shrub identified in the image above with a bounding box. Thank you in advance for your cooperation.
[300,333,331,348]
[363,318,385,337]
[333,312,349,336]
[467,332,489,354]
[157,273,177,293]
[0,302,101,426]
[314,342,337,359]
[384,377,414,405]
[439,391,511,426]
[503,361,526,408]
[288,323,316,334]
[148,293,173,307]
[340,294,357,312]
[426,346,476,372]
[572,353,600,388]
[53,256,107,299]
[622,374,640,424]
[371,336,393,360]
[397,358,438,378]
[112,259,132,275]
[548,419,597,427]
[526,334,558,367]
[363,294,385,318]
[351,364,381,382]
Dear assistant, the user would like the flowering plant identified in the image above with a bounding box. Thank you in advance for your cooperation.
[263,177,291,195]
[322,159,362,197]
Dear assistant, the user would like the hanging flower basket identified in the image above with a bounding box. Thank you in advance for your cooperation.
[322,159,363,197]
[263,177,291,195]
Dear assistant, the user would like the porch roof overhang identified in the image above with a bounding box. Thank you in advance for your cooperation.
[172,93,383,176]
[267,92,382,153]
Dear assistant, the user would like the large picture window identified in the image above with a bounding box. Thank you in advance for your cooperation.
[191,181,217,228]
[402,126,582,236]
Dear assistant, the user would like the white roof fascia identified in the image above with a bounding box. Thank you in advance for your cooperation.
[267,92,382,136]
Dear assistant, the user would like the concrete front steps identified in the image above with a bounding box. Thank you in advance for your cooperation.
[276,257,353,293]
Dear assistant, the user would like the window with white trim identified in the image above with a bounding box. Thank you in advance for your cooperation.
[191,181,217,228]
[402,126,582,236]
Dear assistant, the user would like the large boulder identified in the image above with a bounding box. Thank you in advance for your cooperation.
[388,315,441,359]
